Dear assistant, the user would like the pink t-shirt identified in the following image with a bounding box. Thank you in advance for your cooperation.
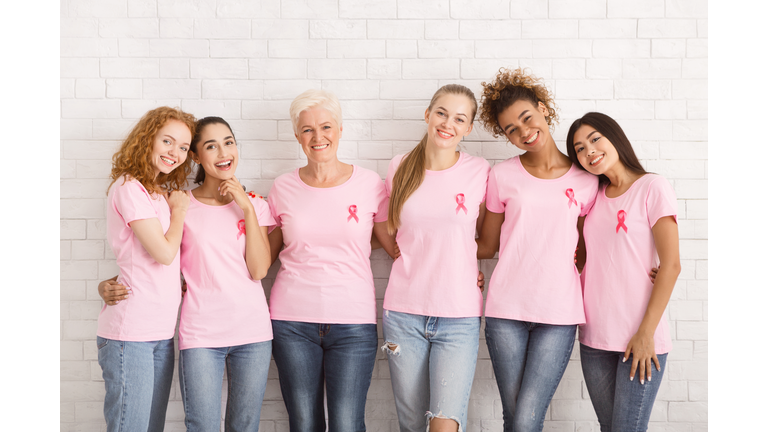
[381,152,490,318]
[268,166,387,324]
[178,192,276,350]
[484,156,599,325]
[579,174,677,354]
[98,175,181,341]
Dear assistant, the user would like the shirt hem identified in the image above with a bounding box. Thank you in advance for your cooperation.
[179,335,273,350]
[578,338,672,355]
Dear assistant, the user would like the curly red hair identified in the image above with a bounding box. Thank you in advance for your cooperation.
[108,107,197,195]
[478,67,558,138]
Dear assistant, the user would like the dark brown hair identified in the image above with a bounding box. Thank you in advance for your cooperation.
[190,117,236,185]
[566,112,647,186]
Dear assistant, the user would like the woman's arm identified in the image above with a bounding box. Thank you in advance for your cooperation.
[97,275,130,305]
[373,221,399,260]
[130,190,189,266]
[624,216,681,383]
[268,226,284,266]
[575,216,587,273]
[220,177,272,280]
[476,209,504,260]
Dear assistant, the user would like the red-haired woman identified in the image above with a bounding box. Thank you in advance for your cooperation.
[95,106,195,432]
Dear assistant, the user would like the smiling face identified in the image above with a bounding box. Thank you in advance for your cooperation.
[424,93,475,151]
[150,119,192,178]
[191,122,239,181]
[295,106,342,165]
[571,124,620,175]
[497,99,552,152]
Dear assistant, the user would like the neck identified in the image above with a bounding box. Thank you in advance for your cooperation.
[604,161,640,189]
[302,159,344,183]
[521,137,567,168]
[195,175,233,204]
[424,144,459,171]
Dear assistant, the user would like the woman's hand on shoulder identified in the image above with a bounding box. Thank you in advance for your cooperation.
[219,176,252,212]
[98,277,131,306]
[166,190,190,214]
[624,331,661,385]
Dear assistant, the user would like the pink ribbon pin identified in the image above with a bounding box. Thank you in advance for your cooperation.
[455,193,467,215]
[565,188,577,208]
[237,219,246,239]
[347,205,359,223]
[616,210,628,233]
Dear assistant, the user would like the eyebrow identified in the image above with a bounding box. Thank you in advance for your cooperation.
[203,136,234,145]
[436,106,468,118]
[502,110,531,133]
[300,121,333,130]
[573,130,598,146]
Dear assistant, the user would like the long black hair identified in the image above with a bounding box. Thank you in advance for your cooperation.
[190,116,236,185]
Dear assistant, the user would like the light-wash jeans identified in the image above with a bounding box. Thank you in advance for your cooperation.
[178,341,272,432]
[96,336,175,432]
[382,309,480,432]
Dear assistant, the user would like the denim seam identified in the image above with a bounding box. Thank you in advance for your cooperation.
[179,352,190,430]
[225,352,233,431]
[631,373,649,432]
[538,328,575,431]
[118,341,127,432]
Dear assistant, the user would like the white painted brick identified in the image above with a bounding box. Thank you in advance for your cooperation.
[586,59,622,79]
[87,219,109,240]
[68,0,128,17]
[101,58,159,78]
[398,0,449,18]
[76,160,113,179]
[673,80,706,100]
[672,120,707,141]
[281,0,338,19]
[667,0,707,18]
[269,40,326,58]
[549,0,604,18]
[668,402,707,422]
[403,59,459,79]
[461,59,519,80]
[328,40,386,58]
[532,39,592,58]
[106,79,142,99]
[555,80,613,100]
[61,38,119,57]
[62,160,78,178]
[249,59,306,79]
[202,79,263,99]
[557,100,598,119]
[610,119,672,141]
[308,59,366,79]
[686,200,707,219]
[639,19,698,38]
[181,100,242,119]
[190,59,248,79]
[652,39,686,58]
[62,79,76,99]
[72,241,105,260]
[262,79,321,100]
[61,179,111,199]
[425,20,459,40]
[593,40,650,58]
[607,0,664,18]
[654,100,687,119]
[595,100,654,119]
[252,20,308,39]
[686,100,707,120]
[369,20,424,39]
[242,101,290,120]
[461,20,521,39]
[61,220,87,240]
[579,19,636,38]
[615,80,672,100]
[150,38,208,57]
[241,141,298,160]
[686,280,707,300]
[550,400,598,421]
[62,100,122,119]
[509,0,548,18]
[393,100,430,119]
[99,18,159,38]
[697,19,707,37]
[159,18,194,38]
[128,0,156,17]
[228,120,278,140]
[372,120,425,140]
[689,381,707,401]
[337,120,372,140]
[552,59,585,79]
[61,58,100,78]
[216,0,280,18]
[339,0,395,18]
[522,20,578,39]
[160,58,189,78]
[386,40,417,58]
[143,79,201,99]
[74,79,105,99]
[309,20,366,39]
[475,40,532,59]
[623,59,681,79]
[670,301,703,321]
[61,18,99,37]
[119,39,150,57]
[157,0,216,18]
[193,19,250,39]
[682,59,707,79]
[339,100,393,120]
[450,0,509,19]
[418,40,474,59]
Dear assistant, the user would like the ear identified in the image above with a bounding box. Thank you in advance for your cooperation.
[537,101,548,116]
[464,123,474,136]
[424,108,430,123]
[338,124,343,139]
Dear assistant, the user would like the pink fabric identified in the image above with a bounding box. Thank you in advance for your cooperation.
[268,166,387,324]
[484,156,599,325]
[178,193,276,350]
[98,176,182,341]
[381,152,490,318]
[580,174,677,354]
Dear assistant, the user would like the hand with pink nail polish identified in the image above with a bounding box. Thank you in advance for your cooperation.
[624,330,661,384]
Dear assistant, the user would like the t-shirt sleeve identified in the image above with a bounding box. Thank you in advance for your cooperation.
[251,195,276,227]
[112,179,159,226]
[372,176,388,223]
[484,166,504,214]
[377,156,401,219]
[646,176,678,228]
[580,176,600,217]
[266,182,282,229]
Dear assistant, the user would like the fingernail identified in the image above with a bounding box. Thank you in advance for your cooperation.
[622,357,627,362]
[630,376,633,381]
[640,379,644,384]
[648,376,652,382]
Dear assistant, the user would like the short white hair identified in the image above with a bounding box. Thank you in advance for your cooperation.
[289,89,343,134]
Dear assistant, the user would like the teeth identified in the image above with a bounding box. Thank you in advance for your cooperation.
[215,160,231,167]
[437,130,452,139]
[160,156,175,165]
[525,131,539,144]
[312,144,329,150]
[590,155,604,165]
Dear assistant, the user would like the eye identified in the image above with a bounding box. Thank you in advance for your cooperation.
[303,128,312,133]
[163,139,171,145]
[437,111,446,117]
[456,118,464,123]
[575,146,583,153]
[206,144,217,150]
[524,116,531,122]
[225,140,235,146]
[323,125,331,130]
[180,146,189,152]
[591,136,601,144]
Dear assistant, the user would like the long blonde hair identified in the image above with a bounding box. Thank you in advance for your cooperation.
[387,84,478,234]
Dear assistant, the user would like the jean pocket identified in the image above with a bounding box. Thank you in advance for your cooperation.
[96,337,110,350]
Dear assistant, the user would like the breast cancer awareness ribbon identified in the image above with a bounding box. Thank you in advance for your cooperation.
[347,205,359,223]
[237,219,246,239]
[616,210,628,233]
[455,193,468,215]
[565,188,577,208]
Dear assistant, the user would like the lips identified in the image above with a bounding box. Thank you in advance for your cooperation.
[589,154,604,167]
[523,131,539,145]
[436,129,454,139]
[215,159,233,170]
[160,156,176,167]
[311,144,329,150]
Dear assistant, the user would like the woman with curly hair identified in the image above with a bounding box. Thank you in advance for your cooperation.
[96,106,196,431]
[567,112,679,431]
[475,68,599,432]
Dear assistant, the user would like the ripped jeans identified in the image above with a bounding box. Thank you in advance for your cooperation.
[382,309,480,432]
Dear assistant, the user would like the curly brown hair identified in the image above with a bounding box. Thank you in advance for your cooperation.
[107,106,197,195]
[478,67,559,138]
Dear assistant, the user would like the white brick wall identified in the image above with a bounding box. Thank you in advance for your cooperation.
[59,1,708,430]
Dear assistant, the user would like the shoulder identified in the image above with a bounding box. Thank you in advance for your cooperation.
[643,173,675,195]
[390,153,406,168]
[110,175,150,197]
[353,165,386,185]
[462,152,491,169]
[489,156,518,176]
[570,165,599,186]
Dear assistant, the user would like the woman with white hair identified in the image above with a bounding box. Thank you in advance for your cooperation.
[266,89,392,432]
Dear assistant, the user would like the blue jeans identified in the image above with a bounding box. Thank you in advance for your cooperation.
[484,318,577,432]
[96,336,175,432]
[178,341,272,432]
[580,344,668,432]
[271,320,378,432]
[382,310,480,432]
